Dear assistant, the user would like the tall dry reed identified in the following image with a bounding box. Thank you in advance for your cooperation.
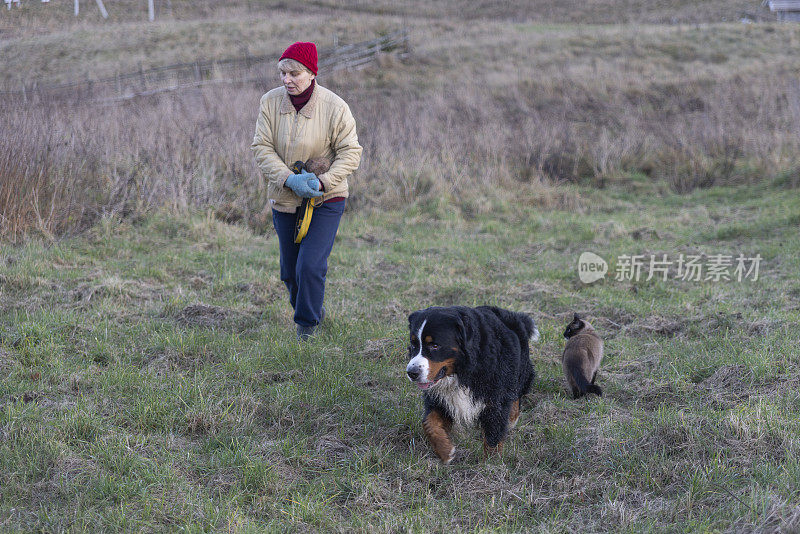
[2,68,798,241]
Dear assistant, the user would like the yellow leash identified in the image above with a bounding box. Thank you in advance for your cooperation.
[292,160,316,244]
[291,158,331,244]
[294,197,315,243]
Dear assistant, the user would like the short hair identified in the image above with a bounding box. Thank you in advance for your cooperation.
[278,58,313,74]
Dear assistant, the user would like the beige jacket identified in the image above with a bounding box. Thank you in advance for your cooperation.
[251,83,363,213]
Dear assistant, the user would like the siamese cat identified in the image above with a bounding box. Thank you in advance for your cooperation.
[562,313,603,398]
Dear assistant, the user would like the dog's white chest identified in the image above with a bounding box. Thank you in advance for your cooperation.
[429,377,485,427]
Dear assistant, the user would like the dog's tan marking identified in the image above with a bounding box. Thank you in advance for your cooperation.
[423,410,455,464]
[424,335,433,343]
[508,399,520,429]
[426,357,456,382]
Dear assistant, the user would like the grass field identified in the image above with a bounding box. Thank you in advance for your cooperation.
[2,0,800,531]
[2,179,799,532]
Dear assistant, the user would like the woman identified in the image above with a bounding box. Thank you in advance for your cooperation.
[251,41,362,341]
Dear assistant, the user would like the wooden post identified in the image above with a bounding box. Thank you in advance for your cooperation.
[95,0,108,18]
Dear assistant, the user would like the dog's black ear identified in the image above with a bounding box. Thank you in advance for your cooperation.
[455,308,479,374]
[455,313,466,347]
[408,310,422,327]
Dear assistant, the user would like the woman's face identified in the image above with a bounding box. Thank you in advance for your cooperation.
[280,67,315,95]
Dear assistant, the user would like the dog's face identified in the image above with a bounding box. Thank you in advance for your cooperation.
[405,308,462,390]
[563,313,586,339]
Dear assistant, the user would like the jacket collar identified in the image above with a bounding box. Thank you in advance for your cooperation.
[279,83,319,118]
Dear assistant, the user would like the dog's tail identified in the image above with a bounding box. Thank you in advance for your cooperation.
[517,311,539,342]
[569,364,602,398]
[481,306,539,343]
[529,321,540,343]
[517,312,539,342]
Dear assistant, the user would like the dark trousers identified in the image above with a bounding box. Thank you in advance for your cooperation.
[272,201,345,327]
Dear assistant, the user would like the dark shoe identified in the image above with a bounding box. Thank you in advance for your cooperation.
[296,324,316,342]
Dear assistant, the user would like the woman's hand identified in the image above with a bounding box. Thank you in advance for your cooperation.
[285,172,323,198]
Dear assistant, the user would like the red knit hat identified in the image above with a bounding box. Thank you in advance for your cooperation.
[279,42,318,75]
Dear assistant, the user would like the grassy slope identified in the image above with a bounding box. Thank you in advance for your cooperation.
[0,12,404,85]
[1,178,799,532]
[0,0,755,34]
[1,1,792,87]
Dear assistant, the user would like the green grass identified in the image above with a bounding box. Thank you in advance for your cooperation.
[1,179,799,532]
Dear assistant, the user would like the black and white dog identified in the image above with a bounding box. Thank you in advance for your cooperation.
[405,306,538,463]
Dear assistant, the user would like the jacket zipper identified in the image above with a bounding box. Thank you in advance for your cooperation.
[288,110,300,167]
[286,109,306,206]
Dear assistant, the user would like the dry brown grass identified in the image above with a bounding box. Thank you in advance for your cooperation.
[4,64,800,241]
[3,12,800,241]
[0,0,759,40]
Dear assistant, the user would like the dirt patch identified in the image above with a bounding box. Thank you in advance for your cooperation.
[593,309,637,329]
[612,378,684,411]
[745,318,784,336]
[514,281,563,300]
[617,312,768,340]
[374,259,405,277]
[626,316,684,338]
[69,276,164,306]
[630,227,662,241]
[70,282,109,304]
[174,304,231,327]
[361,338,404,360]
[236,281,284,307]
[145,347,217,374]
[52,454,99,486]
[699,365,754,405]
[315,434,355,462]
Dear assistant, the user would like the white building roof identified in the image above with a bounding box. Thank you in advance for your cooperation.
[764,0,800,12]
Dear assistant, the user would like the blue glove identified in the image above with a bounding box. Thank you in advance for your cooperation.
[285,172,323,198]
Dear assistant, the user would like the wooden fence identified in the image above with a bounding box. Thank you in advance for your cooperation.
[3,30,409,102]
